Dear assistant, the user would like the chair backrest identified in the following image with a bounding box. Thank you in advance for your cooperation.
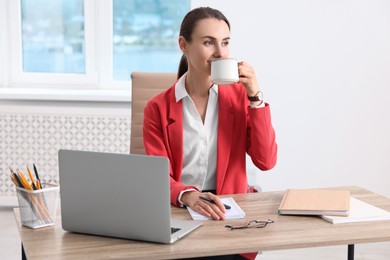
[130,72,177,154]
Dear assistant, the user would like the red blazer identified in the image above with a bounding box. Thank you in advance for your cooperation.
[143,82,277,207]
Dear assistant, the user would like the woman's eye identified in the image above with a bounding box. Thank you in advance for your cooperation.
[222,41,230,46]
[204,40,213,46]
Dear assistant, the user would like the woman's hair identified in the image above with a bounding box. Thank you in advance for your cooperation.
[177,7,230,79]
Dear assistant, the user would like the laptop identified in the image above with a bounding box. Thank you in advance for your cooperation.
[58,149,202,244]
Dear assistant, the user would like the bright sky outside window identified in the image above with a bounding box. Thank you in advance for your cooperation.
[21,0,85,74]
[113,0,189,81]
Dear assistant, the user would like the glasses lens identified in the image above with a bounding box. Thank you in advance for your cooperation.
[225,219,273,230]
[225,224,246,229]
[248,221,267,228]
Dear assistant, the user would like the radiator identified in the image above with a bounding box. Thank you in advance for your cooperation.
[0,113,131,196]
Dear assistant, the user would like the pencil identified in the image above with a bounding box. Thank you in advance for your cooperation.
[17,170,33,190]
[11,176,19,186]
[26,165,37,190]
[12,173,24,188]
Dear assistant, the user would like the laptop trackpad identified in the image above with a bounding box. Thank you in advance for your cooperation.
[170,219,202,243]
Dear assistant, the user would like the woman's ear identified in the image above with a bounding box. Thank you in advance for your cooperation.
[178,36,187,52]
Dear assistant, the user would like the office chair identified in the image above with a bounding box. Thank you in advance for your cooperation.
[130,72,177,155]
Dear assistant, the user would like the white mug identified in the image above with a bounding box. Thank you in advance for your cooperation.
[210,58,239,85]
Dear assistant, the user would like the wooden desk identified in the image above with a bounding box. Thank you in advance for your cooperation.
[14,186,390,259]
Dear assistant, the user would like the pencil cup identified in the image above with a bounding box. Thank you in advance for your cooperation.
[16,185,59,229]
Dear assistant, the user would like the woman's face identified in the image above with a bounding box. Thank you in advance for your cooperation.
[180,18,230,77]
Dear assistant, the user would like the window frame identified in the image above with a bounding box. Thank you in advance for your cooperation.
[8,0,100,89]
[0,0,8,87]
[0,0,146,92]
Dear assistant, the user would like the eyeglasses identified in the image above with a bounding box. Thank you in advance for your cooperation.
[225,219,274,230]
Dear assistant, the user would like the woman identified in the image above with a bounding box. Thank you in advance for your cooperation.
[143,6,277,227]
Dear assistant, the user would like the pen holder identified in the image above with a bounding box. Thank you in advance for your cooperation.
[16,185,59,229]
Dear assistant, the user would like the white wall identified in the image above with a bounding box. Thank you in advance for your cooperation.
[2,1,389,199]
[193,0,390,196]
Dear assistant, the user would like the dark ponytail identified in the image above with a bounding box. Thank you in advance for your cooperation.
[177,7,230,79]
[177,54,188,79]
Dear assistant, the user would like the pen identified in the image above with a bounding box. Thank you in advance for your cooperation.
[33,163,42,189]
[199,196,231,210]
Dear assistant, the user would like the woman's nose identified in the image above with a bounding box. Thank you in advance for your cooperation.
[213,49,222,59]
[214,45,228,59]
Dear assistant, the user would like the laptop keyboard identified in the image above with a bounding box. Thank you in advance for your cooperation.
[171,227,181,234]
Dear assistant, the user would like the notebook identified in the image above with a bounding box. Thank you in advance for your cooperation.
[58,149,202,244]
[187,197,245,220]
[278,189,350,216]
[322,197,390,224]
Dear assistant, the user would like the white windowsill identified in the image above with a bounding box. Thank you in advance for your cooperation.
[0,88,131,102]
[0,196,18,207]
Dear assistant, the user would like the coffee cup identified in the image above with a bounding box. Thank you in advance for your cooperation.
[210,58,239,85]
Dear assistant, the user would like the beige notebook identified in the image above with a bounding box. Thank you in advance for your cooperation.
[278,189,350,216]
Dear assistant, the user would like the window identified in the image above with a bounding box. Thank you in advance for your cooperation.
[113,0,188,81]
[0,0,7,86]
[2,0,190,91]
[21,0,85,74]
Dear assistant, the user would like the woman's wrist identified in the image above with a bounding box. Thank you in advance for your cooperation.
[247,90,263,103]
[250,100,264,107]
[179,190,199,207]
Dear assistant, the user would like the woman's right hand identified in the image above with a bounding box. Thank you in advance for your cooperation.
[181,191,226,220]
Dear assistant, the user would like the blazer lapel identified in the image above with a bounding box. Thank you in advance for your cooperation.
[216,88,234,194]
[167,91,183,174]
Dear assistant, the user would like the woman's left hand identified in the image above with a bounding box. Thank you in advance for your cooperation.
[238,61,260,97]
